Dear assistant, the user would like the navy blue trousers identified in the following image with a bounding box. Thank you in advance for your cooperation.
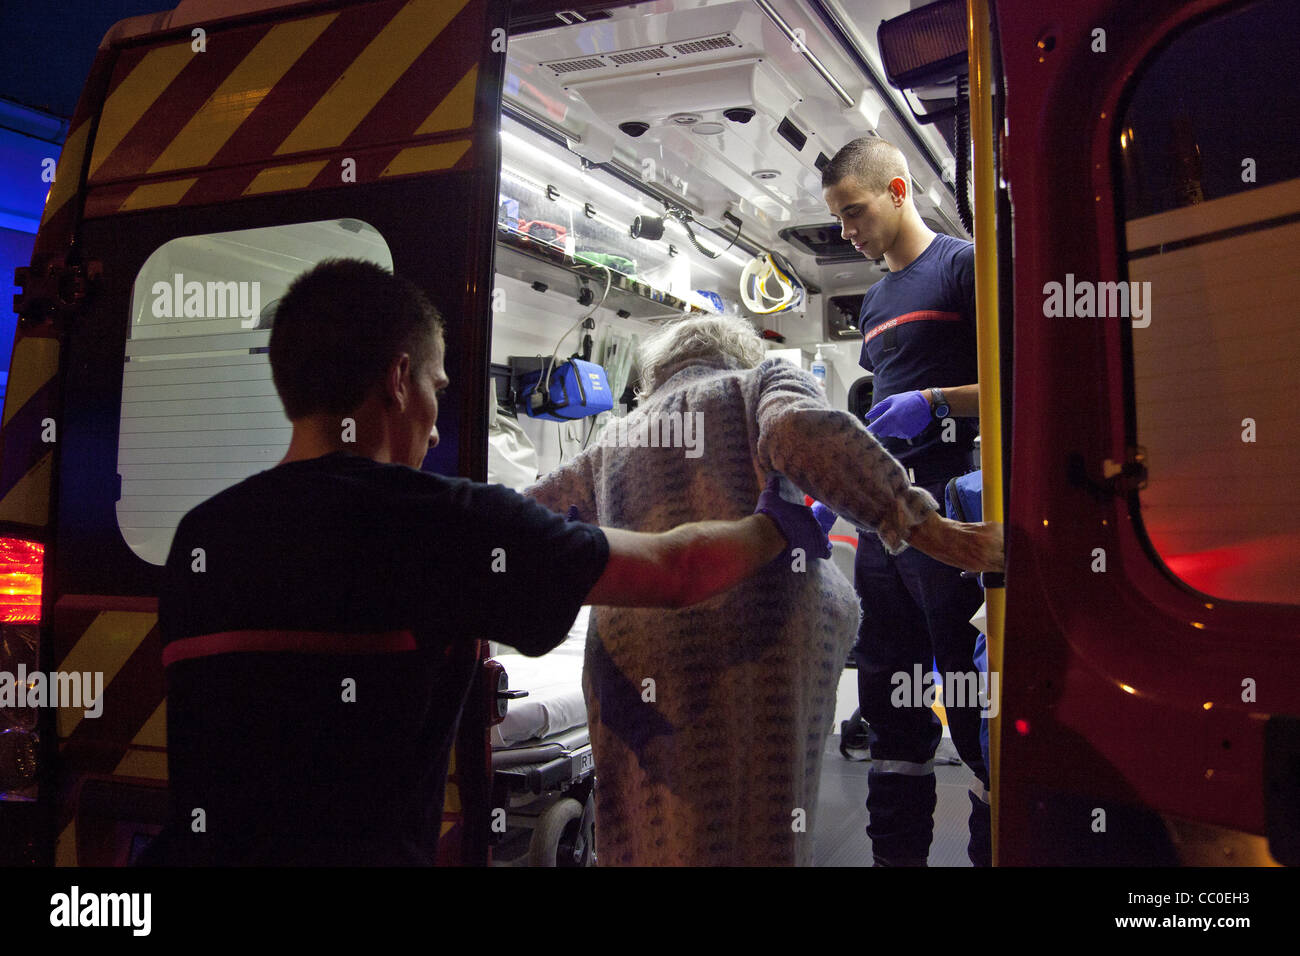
[853,483,989,866]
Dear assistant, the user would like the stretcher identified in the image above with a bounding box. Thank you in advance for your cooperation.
[488,608,596,867]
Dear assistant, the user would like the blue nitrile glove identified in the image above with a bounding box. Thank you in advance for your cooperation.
[864,390,931,439]
[811,501,838,536]
[755,476,832,560]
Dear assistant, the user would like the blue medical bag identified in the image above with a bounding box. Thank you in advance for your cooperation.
[519,358,614,422]
[944,469,983,522]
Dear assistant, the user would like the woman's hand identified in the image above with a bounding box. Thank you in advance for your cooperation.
[905,512,1004,573]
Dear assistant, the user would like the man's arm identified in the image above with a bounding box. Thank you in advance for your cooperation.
[584,516,786,609]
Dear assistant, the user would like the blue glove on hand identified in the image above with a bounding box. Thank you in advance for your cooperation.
[755,476,832,561]
[811,501,838,536]
[865,390,931,439]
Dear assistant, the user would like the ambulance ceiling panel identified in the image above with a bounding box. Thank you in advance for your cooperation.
[541,32,746,75]
[505,0,964,264]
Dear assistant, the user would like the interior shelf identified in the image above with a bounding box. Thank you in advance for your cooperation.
[494,227,704,323]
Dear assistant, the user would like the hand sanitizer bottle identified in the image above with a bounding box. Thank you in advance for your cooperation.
[811,345,828,392]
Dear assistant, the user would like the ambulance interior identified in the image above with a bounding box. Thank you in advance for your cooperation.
[483,1,979,866]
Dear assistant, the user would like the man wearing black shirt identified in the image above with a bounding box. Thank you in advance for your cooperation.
[145,258,820,866]
[823,137,991,867]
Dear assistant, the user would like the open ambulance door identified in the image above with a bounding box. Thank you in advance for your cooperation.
[994,0,1300,865]
[5,0,509,866]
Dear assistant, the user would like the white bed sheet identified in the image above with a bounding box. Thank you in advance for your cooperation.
[491,606,589,748]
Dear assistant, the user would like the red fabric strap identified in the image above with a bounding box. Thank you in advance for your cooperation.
[862,310,961,344]
[162,629,419,666]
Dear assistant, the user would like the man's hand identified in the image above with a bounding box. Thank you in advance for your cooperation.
[905,512,1004,573]
[755,477,831,560]
[865,391,931,439]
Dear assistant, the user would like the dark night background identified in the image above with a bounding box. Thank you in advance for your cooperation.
[0,1,167,368]
[0,0,166,117]
[1121,0,1300,218]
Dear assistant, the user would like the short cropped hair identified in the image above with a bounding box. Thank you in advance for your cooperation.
[637,315,766,398]
[269,259,444,420]
[821,135,910,195]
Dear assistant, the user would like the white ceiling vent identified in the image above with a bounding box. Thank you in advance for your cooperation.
[548,56,606,74]
[672,35,739,56]
[542,33,740,77]
[607,46,671,66]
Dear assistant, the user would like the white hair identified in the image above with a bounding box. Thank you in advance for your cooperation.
[636,315,766,399]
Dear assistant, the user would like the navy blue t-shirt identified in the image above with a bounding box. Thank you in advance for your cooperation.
[858,232,979,478]
[149,452,609,866]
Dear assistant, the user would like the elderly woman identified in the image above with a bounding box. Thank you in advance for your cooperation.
[525,316,999,866]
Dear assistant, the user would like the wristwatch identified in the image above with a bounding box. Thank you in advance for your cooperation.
[928,387,951,419]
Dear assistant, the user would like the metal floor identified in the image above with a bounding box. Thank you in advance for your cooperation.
[813,734,977,867]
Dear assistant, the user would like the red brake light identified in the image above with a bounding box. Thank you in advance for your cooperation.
[0,538,44,624]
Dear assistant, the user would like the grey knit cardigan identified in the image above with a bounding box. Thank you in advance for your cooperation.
[526,356,938,865]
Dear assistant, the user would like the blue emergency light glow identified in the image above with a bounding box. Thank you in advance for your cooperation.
[519,358,614,422]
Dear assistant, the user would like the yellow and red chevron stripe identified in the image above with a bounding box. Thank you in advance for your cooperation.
[81,0,484,217]
[51,596,164,865]
[0,336,59,528]
[32,38,121,260]
[82,135,474,217]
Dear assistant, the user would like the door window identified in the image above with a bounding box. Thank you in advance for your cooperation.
[119,220,393,565]
[1120,0,1300,604]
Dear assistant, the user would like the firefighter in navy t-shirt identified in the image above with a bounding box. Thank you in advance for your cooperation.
[823,137,991,866]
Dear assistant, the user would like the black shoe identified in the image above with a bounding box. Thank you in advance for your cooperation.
[871,855,928,867]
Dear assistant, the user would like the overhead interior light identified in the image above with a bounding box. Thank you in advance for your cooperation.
[500,130,579,177]
[752,169,780,180]
[501,163,654,220]
[690,122,726,135]
[500,166,542,191]
[669,112,702,126]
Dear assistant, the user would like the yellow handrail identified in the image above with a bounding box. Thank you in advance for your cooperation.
[967,0,1005,866]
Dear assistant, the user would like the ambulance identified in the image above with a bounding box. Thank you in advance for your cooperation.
[2,0,1296,867]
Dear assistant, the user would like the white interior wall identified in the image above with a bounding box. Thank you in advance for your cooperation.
[755,291,872,412]
[490,271,662,479]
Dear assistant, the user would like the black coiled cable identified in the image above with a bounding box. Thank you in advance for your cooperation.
[954,74,973,234]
